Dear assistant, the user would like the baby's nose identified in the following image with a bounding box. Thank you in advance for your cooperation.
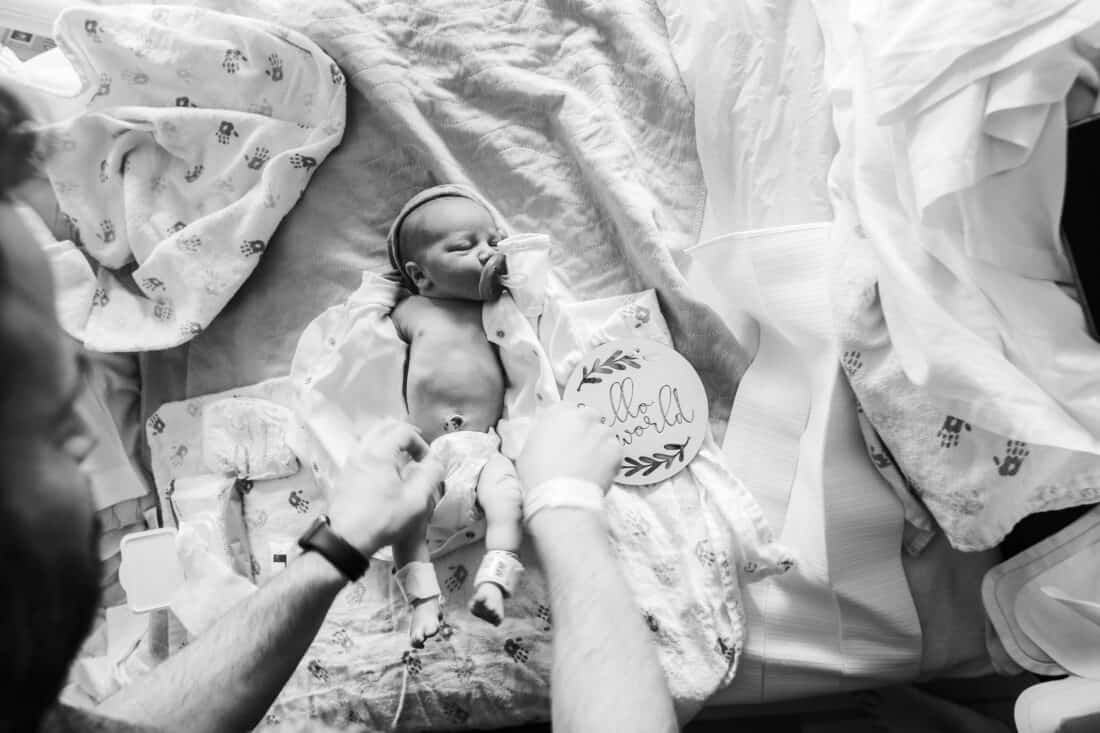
[476,245,494,264]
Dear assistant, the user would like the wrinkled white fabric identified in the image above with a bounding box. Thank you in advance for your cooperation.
[821,0,1100,551]
[853,0,1100,124]
[33,5,345,351]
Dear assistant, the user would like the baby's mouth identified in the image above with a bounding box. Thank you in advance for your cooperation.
[478,253,508,301]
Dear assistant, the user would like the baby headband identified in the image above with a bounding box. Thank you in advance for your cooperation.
[386,183,508,292]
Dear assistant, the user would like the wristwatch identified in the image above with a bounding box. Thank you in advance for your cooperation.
[297,515,370,581]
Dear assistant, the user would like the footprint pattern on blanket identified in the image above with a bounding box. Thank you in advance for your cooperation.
[936,415,971,448]
[443,564,468,593]
[221,48,248,74]
[245,509,268,530]
[288,490,310,513]
[694,538,717,568]
[402,650,423,676]
[454,657,475,682]
[307,659,330,684]
[715,636,739,664]
[120,69,149,85]
[179,322,203,339]
[652,561,678,586]
[240,239,267,256]
[95,219,115,243]
[536,604,552,631]
[153,299,174,322]
[841,349,863,374]
[175,96,198,108]
[331,628,353,651]
[993,440,1030,477]
[289,153,317,170]
[91,288,110,308]
[184,164,204,183]
[215,121,240,144]
[141,277,165,293]
[868,443,894,469]
[177,235,202,253]
[91,73,111,101]
[244,147,270,170]
[504,638,529,664]
[265,53,284,82]
[83,19,103,43]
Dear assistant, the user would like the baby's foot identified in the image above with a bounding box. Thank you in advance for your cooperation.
[470,582,505,626]
[409,597,441,648]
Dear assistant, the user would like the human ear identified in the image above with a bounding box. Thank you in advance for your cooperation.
[405,261,431,292]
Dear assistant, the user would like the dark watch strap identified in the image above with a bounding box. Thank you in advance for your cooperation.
[297,515,369,581]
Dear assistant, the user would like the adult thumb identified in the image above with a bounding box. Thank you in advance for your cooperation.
[404,452,446,507]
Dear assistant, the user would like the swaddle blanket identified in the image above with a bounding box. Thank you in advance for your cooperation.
[145,232,788,726]
[34,5,345,351]
[264,229,792,726]
[825,1,1100,551]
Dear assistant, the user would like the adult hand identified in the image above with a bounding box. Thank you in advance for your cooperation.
[329,420,445,556]
[517,404,623,493]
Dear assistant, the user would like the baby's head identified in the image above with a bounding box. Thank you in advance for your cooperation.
[388,186,508,301]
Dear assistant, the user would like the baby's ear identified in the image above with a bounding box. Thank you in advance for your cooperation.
[405,261,430,292]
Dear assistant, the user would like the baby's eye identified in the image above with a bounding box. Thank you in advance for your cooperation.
[446,239,474,252]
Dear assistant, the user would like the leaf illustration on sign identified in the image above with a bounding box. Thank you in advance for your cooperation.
[577,349,642,391]
[622,438,690,477]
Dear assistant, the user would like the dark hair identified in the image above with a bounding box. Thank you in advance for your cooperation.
[0,83,36,199]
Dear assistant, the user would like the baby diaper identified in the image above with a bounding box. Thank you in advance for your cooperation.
[424,429,502,556]
[201,397,301,480]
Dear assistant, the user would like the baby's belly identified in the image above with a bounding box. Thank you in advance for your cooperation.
[405,352,505,443]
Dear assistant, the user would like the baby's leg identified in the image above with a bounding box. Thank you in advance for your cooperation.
[393,517,441,648]
[470,453,524,625]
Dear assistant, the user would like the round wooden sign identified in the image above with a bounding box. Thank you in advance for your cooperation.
[563,338,708,485]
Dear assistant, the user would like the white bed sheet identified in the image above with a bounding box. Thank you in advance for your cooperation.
[661,0,999,705]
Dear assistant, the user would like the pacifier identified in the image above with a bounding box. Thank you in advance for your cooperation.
[478,252,509,301]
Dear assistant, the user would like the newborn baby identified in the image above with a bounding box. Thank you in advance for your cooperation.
[386,185,524,646]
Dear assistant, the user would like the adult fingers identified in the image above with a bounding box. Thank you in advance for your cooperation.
[361,421,429,464]
[404,452,445,507]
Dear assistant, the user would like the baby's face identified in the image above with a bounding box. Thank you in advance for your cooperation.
[400,196,506,301]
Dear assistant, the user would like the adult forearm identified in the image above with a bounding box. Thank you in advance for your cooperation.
[529,509,677,733]
[98,551,346,732]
